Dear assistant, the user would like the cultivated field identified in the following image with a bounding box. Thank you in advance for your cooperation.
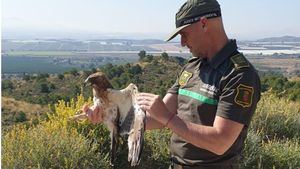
[246,54,300,76]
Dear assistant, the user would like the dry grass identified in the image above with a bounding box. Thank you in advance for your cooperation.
[289,76,300,81]
[2,97,49,118]
[248,57,300,75]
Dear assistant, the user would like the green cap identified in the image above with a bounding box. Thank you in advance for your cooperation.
[165,0,221,42]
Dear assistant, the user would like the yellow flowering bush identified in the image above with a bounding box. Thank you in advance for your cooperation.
[2,95,109,168]
[2,123,109,169]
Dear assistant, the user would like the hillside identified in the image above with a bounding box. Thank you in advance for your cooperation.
[2,53,300,130]
[2,72,85,105]
[1,54,184,129]
[2,90,300,169]
[1,97,49,131]
[2,53,300,168]
[257,35,300,42]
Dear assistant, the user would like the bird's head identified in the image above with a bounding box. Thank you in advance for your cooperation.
[84,72,113,99]
[85,72,112,88]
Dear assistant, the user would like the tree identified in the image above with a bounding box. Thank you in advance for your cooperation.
[129,65,142,75]
[69,68,79,76]
[37,73,49,80]
[23,75,31,81]
[138,50,146,61]
[161,52,169,61]
[49,83,56,90]
[2,80,14,90]
[171,56,187,66]
[40,83,50,93]
[57,74,64,80]
[104,63,113,70]
[91,67,97,73]
[144,55,154,62]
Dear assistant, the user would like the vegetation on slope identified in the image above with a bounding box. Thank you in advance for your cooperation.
[1,97,49,132]
[3,91,300,168]
[2,52,300,168]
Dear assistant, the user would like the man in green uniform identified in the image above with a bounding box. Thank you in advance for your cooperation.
[136,0,261,168]
[86,0,261,168]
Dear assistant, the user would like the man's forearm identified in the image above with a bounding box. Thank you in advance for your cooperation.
[167,115,243,155]
[145,93,178,130]
[145,113,164,130]
[167,116,221,154]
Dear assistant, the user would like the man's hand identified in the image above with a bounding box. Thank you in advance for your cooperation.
[83,104,104,124]
[136,93,173,126]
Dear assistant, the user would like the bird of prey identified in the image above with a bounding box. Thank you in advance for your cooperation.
[72,72,146,167]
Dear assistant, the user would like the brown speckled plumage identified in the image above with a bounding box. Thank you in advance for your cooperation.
[75,72,145,167]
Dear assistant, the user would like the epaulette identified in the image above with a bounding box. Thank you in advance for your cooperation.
[230,53,250,69]
[188,57,200,63]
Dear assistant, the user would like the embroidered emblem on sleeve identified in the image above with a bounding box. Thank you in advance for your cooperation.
[230,54,249,69]
[179,71,193,86]
[234,84,254,108]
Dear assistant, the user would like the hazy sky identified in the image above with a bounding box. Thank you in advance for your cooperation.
[2,0,300,40]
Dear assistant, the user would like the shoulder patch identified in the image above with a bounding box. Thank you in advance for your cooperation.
[234,84,254,108]
[230,53,249,69]
[179,71,193,86]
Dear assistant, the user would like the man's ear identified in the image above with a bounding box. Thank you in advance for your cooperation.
[200,17,208,30]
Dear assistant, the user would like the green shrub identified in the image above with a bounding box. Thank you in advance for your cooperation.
[2,79,14,90]
[259,138,300,169]
[251,91,300,139]
[14,111,27,122]
[71,68,79,76]
[240,130,262,169]
[242,131,300,169]
[57,73,64,80]
[142,130,171,168]
[241,92,300,168]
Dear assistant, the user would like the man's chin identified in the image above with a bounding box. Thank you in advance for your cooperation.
[191,52,202,58]
[191,51,197,57]
[188,49,200,57]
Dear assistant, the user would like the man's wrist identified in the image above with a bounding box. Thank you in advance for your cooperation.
[164,113,176,128]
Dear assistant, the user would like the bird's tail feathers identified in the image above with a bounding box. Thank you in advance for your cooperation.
[127,113,145,166]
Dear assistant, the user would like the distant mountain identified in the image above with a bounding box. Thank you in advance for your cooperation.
[257,36,300,42]
[89,39,165,45]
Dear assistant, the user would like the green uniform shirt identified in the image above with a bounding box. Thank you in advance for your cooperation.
[167,40,261,166]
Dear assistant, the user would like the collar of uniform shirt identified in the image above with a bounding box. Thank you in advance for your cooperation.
[208,39,238,69]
